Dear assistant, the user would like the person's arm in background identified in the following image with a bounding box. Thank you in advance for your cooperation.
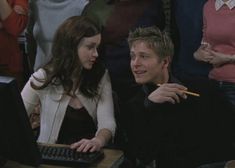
[0,0,12,20]
[0,0,28,36]
[207,50,235,67]
[0,0,12,29]
[194,38,235,67]
[194,42,214,63]
[193,7,214,64]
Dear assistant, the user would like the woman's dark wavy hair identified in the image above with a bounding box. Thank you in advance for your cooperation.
[31,16,105,98]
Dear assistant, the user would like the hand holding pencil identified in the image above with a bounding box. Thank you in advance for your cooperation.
[148,83,200,104]
[157,84,200,97]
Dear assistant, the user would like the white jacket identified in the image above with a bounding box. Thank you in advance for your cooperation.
[21,69,116,143]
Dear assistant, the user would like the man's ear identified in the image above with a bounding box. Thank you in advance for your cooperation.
[162,56,171,69]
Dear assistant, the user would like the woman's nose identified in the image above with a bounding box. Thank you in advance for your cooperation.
[93,48,98,57]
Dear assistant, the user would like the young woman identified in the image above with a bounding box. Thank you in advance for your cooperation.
[194,0,235,109]
[21,16,116,152]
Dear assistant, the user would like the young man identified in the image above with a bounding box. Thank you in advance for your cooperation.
[125,26,235,168]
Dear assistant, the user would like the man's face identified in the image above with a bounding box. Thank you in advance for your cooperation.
[130,40,168,84]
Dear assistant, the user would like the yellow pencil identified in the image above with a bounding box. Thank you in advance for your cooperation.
[157,84,200,97]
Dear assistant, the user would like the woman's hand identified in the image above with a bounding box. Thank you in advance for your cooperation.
[209,50,233,67]
[194,43,234,67]
[148,83,187,104]
[70,137,104,152]
[194,43,213,63]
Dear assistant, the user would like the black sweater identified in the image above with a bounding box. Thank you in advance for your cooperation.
[125,77,235,168]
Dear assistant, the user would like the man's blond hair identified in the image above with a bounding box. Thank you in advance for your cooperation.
[128,26,174,61]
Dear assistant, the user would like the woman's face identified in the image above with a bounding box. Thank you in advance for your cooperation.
[77,34,101,70]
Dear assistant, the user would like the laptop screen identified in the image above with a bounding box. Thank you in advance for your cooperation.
[0,76,41,166]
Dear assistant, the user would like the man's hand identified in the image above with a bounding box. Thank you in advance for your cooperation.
[148,83,187,104]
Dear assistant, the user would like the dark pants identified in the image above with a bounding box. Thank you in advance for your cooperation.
[212,80,235,110]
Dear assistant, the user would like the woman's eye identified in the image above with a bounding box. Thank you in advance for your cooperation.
[87,45,93,49]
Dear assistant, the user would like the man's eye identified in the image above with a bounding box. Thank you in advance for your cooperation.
[141,55,148,59]
[130,54,135,60]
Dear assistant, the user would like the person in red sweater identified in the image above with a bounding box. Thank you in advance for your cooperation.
[0,0,28,89]
[194,0,235,111]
